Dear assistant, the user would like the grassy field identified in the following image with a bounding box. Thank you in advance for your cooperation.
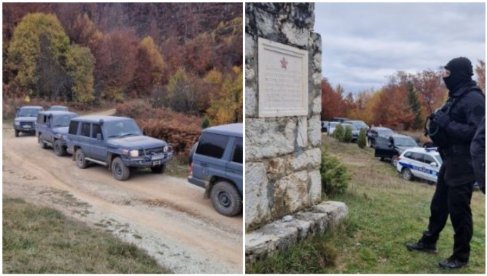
[246,134,485,273]
[2,198,169,273]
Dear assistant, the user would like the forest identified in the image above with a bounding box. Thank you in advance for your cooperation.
[321,60,486,130]
[2,3,242,155]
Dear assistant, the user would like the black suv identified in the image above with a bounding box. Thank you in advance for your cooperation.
[66,115,173,180]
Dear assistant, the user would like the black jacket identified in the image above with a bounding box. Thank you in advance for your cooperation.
[442,81,485,186]
[470,117,485,190]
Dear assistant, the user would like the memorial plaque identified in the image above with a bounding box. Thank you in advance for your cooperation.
[258,37,308,117]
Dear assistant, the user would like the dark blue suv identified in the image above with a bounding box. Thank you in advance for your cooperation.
[13,105,43,137]
[188,123,243,216]
[66,115,173,181]
[36,110,78,156]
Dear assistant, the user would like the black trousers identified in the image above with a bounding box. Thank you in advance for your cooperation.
[420,164,474,262]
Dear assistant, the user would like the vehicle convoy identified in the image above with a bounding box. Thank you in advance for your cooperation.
[48,105,69,111]
[66,115,173,181]
[188,123,243,217]
[13,105,44,137]
[36,110,78,156]
[374,134,418,165]
[367,126,395,147]
[396,147,442,183]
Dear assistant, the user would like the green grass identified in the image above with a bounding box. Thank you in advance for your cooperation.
[165,155,189,178]
[246,135,485,273]
[2,198,170,273]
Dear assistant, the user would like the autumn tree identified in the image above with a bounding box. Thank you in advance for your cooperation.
[206,66,243,125]
[166,68,198,114]
[407,82,423,129]
[132,36,165,97]
[6,13,69,96]
[321,79,346,120]
[475,60,485,93]
[66,45,95,102]
[94,29,137,101]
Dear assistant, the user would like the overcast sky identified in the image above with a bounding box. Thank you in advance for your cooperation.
[314,2,486,94]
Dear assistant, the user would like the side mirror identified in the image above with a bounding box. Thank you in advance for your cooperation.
[430,162,438,167]
[96,133,102,140]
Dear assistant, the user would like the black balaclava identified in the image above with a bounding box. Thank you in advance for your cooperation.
[443,57,473,92]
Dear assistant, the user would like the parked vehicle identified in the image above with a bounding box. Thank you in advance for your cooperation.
[344,120,369,141]
[48,105,68,111]
[36,110,78,156]
[327,121,340,136]
[331,117,349,123]
[374,134,418,165]
[13,105,44,137]
[321,121,329,132]
[396,147,442,183]
[66,115,173,181]
[367,126,395,147]
[188,123,243,216]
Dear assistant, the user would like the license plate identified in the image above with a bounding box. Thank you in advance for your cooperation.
[152,160,161,166]
[151,154,164,161]
[23,125,31,129]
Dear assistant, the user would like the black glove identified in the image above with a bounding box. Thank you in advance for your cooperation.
[434,112,450,129]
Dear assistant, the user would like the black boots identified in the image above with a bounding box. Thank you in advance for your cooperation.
[405,241,438,254]
[406,242,469,269]
[438,257,468,269]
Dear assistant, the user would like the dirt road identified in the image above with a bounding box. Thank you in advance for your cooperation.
[2,116,243,273]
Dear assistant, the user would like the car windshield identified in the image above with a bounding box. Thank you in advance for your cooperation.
[52,115,75,127]
[104,119,142,138]
[350,121,368,129]
[49,106,67,111]
[17,108,41,117]
[394,137,417,147]
[377,128,394,136]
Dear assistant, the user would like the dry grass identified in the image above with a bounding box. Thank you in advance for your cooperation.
[2,198,169,273]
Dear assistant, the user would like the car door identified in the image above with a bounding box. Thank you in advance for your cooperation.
[408,152,425,179]
[422,154,439,182]
[226,137,243,195]
[90,123,107,162]
[193,132,230,183]
[78,122,93,157]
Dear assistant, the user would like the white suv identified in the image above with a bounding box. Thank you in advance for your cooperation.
[396,147,442,183]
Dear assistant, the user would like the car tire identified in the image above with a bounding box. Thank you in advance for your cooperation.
[75,149,88,169]
[14,130,19,137]
[210,181,242,216]
[53,140,66,156]
[151,164,165,174]
[38,135,48,149]
[111,157,130,181]
[402,168,413,181]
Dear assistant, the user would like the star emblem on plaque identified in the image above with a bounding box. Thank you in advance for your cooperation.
[280,57,288,70]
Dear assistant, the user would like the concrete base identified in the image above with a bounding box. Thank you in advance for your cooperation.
[245,201,348,263]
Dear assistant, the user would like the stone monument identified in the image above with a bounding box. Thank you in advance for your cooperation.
[245,3,347,262]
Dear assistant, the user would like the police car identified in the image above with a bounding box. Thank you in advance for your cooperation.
[396,147,442,183]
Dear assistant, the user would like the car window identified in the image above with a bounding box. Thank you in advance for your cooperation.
[104,119,142,138]
[232,139,243,164]
[404,151,413,159]
[80,122,91,137]
[92,124,103,139]
[196,133,229,159]
[423,154,435,164]
[52,114,75,127]
[17,108,41,117]
[411,152,424,162]
[69,121,79,135]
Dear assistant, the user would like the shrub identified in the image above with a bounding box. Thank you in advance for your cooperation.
[357,128,367,149]
[201,116,210,129]
[343,126,353,143]
[320,152,349,196]
[333,124,344,141]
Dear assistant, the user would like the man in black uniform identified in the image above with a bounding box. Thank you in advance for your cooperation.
[406,57,485,269]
